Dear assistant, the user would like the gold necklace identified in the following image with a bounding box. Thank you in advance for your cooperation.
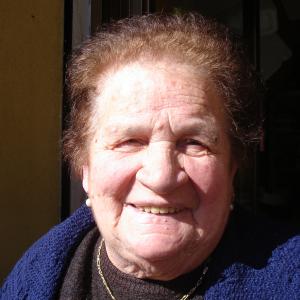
[96,239,209,300]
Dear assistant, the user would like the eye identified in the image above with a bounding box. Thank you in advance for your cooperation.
[114,139,146,152]
[177,138,207,156]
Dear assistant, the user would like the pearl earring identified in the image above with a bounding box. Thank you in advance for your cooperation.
[86,198,91,207]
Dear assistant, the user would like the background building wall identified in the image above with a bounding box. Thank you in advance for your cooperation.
[0,1,63,281]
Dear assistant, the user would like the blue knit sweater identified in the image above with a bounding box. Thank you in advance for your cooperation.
[1,205,299,300]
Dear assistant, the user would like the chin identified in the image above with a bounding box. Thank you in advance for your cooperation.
[124,233,194,262]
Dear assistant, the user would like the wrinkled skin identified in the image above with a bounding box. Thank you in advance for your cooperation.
[82,61,237,280]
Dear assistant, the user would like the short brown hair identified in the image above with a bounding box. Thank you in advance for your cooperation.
[63,13,262,176]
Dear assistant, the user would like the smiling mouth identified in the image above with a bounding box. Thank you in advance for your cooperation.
[135,206,183,214]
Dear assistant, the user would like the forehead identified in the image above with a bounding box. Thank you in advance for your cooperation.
[94,62,225,123]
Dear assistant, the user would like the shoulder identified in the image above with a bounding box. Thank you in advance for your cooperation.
[0,205,95,300]
[205,208,300,299]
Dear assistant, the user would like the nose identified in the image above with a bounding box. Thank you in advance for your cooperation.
[136,142,188,194]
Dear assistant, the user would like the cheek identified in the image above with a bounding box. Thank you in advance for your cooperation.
[184,156,234,240]
[184,156,233,203]
[88,152,142,200]
[88,152,142,232]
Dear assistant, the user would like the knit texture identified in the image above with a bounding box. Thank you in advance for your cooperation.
[0,205,94,300]
[1,205,299,300]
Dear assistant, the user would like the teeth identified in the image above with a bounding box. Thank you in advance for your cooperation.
[144,207,151,213]
[169,207,175,213]
[139,206,181,214]
[158,207,168,214]
[150,207,160,214]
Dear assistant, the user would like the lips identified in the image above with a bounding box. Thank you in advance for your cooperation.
[130,205,183,214]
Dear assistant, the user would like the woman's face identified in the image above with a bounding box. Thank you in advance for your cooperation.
[83,62,237,280]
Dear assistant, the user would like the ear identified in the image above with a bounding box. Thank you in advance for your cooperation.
[82,165,89,193]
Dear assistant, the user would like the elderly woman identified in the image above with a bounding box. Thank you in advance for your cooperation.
[1,13,299,300]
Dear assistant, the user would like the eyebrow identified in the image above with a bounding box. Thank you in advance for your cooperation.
[177,117,219,145]
[100,115,219,145]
